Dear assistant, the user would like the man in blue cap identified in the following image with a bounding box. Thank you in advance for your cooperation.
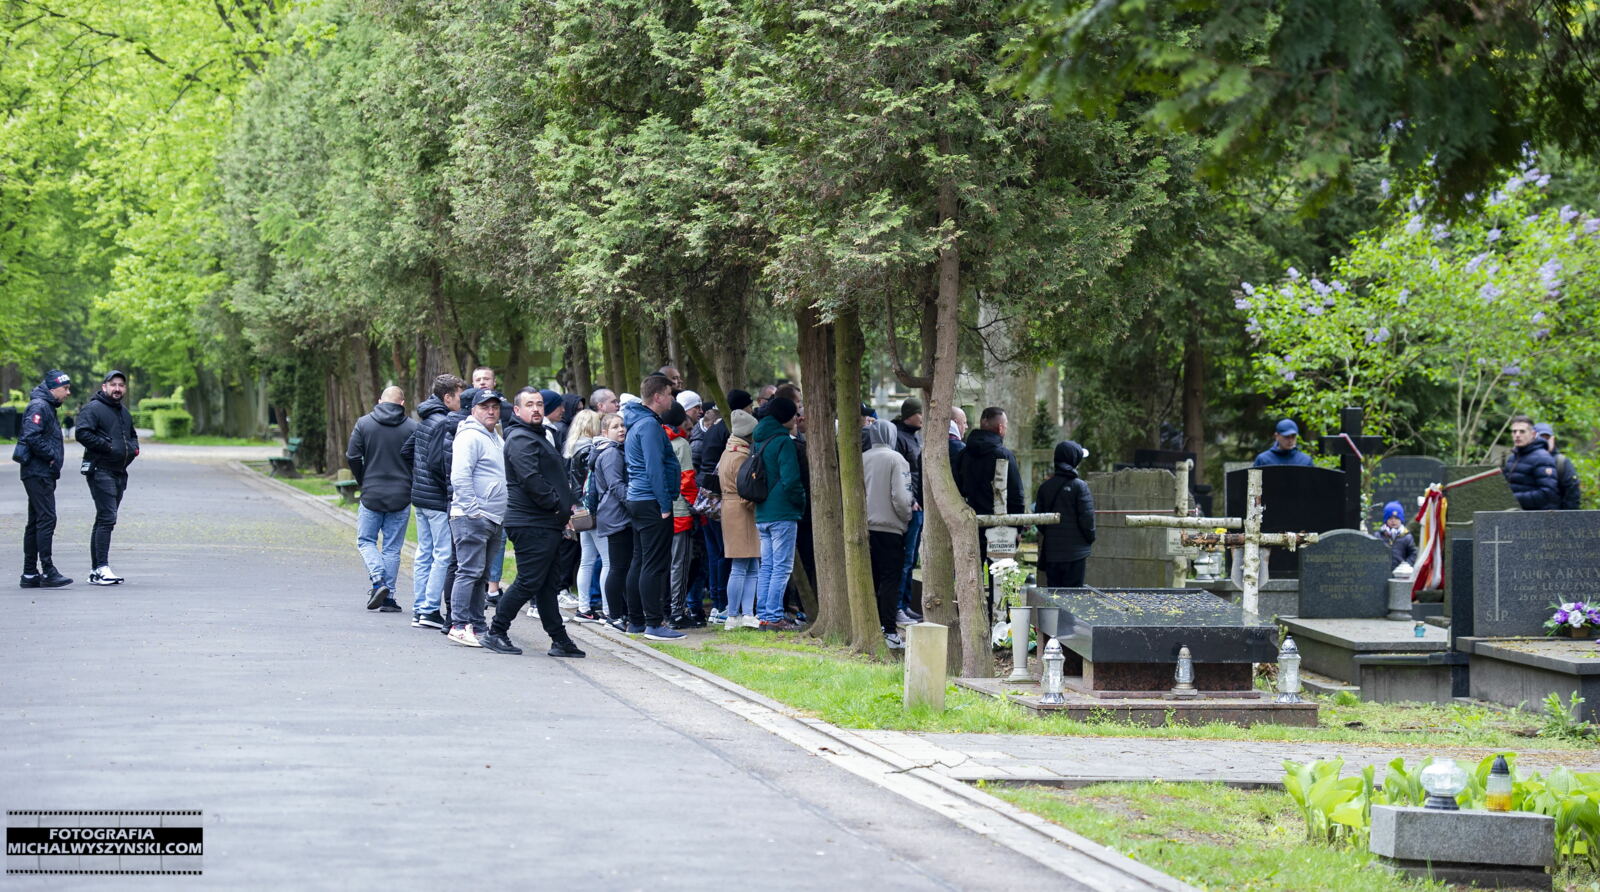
[18,370,74,588]
[1253,419,1314,467]
[1534,423,1581,509]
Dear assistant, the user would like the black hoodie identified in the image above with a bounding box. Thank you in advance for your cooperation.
[18,383,65,480]
[346,401,418,513]
[503,417,575,529]
[1034,441,1096,563]
[955,427,1023,517]
[75,390,139,473]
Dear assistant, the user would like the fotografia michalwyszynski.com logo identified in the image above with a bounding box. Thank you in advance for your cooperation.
[6,810,203,876]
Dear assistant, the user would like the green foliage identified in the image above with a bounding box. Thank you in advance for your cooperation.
[151,409,194,440]
[1540,693,1598,743]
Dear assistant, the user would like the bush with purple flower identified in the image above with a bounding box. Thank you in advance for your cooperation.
[1544,601,1600,636]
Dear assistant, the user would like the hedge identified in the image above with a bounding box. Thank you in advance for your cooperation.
[152,409,194,440]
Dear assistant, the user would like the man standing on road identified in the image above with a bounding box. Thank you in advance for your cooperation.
[347,385,417,613]
[1504,415,1559,510]
[1535,423,1582,509]
[18,370,73,589]
[403,374,464,628]
[622,375,687,641]
[74,370,138,585]
[482,389,586,658]
[446,390,508,647]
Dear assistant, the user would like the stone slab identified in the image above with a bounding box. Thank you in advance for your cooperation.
[1297,529,1392,618]
[1282,618,1448,685]
[953,677,1317,727]
[1457,637,1600,722]
[904,622,948,711]
[1370,805,1554,868]
[1083,469,1180,589]
[1473,510,1600,637]
[1352,652,1468,704]
[1029,587,1278,666]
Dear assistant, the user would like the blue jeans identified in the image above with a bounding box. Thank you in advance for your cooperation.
[755,520,798,623]
[727,557,759,617]
[578,529,606,611]
[898,508,924,611]
[486,527,506,586]
[412,508,452,615]
[357,505,410,594]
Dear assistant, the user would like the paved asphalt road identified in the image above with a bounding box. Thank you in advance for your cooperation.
[1,444,1081,889]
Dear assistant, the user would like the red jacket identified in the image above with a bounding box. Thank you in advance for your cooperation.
[665,425,700,533]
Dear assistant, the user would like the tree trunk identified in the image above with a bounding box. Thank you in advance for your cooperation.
[924,168,988,677]
[567,327,592,397]
[834,309,887,653]
[797,304,850,642]
[1182,314,1206,482]
[710,267,751,395]
[602,308,626,392]
[622,316,643,391]
[673,309,726,410]
[504,324,528,392]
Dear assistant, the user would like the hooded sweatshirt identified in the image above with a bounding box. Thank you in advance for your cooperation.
[18,383,65,480]
[752,414,806,523]
[503,417,574,529]
[75,389,139,473]
[347,401,418,513]
[589,436,630,537]
[955,427,1023,516]
[623,401,678,513]
[1034,441,1096,563]
[449,416,506,523]
[863,418,914,534]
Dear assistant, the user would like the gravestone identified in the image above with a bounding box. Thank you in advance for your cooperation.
[1084,469,1179,588]
[1367,455,1447,527]
[1444,465,1518,534]
[1297,529,1392,619]
[1027,587,1278,695]
[1472,510,1600,638]
[1225,465,1346,577]
[1448,537,1474,638]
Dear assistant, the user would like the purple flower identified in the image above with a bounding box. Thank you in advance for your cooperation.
[1432,224,1450,241]
[1539,258,1563,291]
[1332,281,1348,293]
[1379,178,1391,197]
[1486,228,1502,243]
[1480,283,1503,301]
[1534,328,1551,340]
[1532,311,1546,323]
[1397,289,1410,306]
[1241,282,1256,296]
[1365,327,1390,345]
[1506,176,1524,193]
[1560,205,1578,225]
[1304,303,1324,316]
[1503,364,1522,376]
[1324,297,1337,307]
[1430,257,1441,272]
[1282,369,1296,382]
[1536,174,1551,188]
[1465,252,1490,274]
[1287,266,1302,281]
[1487,191,1505,207]
[1585,219,1599,235]
[1235,297,1253,310]
[1405,217,1424,235]
[1311,277,1331,296]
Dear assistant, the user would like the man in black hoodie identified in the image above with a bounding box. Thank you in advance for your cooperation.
[402,374,464,628]
[75,370,139,585]
[482,388,585,658]
[348,386,418,612]
[956,406,1024,517]
[18,370,74,588]
[1034,441,1096,587]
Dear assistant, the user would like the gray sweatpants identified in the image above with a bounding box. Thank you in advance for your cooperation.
[448,515,500,631]
[669,529,693,618]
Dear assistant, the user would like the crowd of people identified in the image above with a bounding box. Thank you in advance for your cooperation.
[342,364,1094,655]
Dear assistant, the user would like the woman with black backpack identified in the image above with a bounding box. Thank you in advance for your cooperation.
[1034,440,1096,587]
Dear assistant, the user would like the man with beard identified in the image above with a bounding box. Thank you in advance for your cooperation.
[74,370,139,585]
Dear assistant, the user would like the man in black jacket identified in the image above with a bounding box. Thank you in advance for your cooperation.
[346,385,417,613]
[1034,441,1096,587]
[75,370,139,585]
[18,370,74,588]
[1535,423,1582,510]
[1503,415,1559,510]
[482,388,585,658]
[956,407,1025,517]
[892,398,926,622]
[401,374,463,628]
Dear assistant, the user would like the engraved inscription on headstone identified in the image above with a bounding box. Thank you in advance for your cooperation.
[1297,529,1392,619]
[1473,510,1600,637]
[1367,456,1447,527]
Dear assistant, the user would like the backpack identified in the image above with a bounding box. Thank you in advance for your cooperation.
[567,440,594,498]
[736,438,775,503]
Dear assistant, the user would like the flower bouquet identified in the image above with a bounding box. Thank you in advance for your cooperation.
[1544,602,1600,638]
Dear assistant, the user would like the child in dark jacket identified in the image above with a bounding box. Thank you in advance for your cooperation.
[1378,500,1417,572]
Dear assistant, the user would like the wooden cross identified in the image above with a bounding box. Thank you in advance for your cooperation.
[1318,406,1385,530]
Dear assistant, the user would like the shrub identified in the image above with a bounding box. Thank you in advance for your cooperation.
[152,409,193,439]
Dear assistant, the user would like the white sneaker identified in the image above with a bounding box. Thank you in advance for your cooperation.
[526,604,540,619]
[894,609,918,626]
[885,632,906,650]
[447,626,482,647]
[88,566,124,586]
[557,592,579,610]
[724,615,742,631]
[742,615,761,629]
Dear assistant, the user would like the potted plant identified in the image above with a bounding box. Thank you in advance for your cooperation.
[1544,602,1600,638]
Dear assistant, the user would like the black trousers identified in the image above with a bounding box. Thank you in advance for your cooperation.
[22,476,58,571]
[1042,559,1087,588]
[869,530,906,634]
[88,469,127,569]
[604,531,633,620]
[624,500,672,628]
[493,525,569,641]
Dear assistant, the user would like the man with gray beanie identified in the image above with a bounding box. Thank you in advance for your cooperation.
[18,370,73,588]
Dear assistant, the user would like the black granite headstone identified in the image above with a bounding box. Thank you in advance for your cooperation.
[1367,455,1447,526]
[1296,529,1392,618]
[1450,537,1474,638]
[1027,587,1278,664]
[1472,510,1600,637]
[1226,465,1347,577]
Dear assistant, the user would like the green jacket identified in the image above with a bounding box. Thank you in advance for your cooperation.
[752,415,806,523]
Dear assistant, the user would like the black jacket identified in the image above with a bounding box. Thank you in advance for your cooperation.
[1552,449,1582,510]
[1504,440,1559,510]
[18,384,65,480]
[403,395,452,512]
[504,419,575,529]
[955,428,1023,516]
[894,419,923,502]
[427,407,471,497]
[347,402,418,513]
[696,419,730,489]
[75,390,139,473]
[1035,445,1095,562]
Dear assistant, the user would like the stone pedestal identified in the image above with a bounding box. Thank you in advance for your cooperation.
[1370,805,1553,890]
[903,622,947,712]
[1386,578,1413,621]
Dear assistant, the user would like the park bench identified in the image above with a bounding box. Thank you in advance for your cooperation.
[268,436,303,478]
[334,475,360,505]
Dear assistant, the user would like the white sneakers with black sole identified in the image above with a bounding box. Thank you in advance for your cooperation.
[88,566,124,586]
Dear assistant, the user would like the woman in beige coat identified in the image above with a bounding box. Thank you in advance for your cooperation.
[717,410,761,629]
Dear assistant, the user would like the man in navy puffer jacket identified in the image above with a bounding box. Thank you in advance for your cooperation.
[402,374,464,627]
[1503,415,1559,510]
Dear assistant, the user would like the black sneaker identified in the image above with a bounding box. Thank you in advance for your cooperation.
[487,594,500,609]
[19,573,40,589]
[669,615,695,630]
[607,618,628,633]
[571,610,603,624]
[548,639,586,658]
[366,584,390,610]
[378,598,402,613]
[479,632,523,655]
[38,569,72,588]
[413,611,445,629]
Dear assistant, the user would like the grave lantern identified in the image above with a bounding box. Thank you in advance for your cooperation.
[1420,759,1468,810]
[1040,639,1066,705]
[1171,645,1198,699]
[1275,636,1304,703]
[1486,755,1513,812]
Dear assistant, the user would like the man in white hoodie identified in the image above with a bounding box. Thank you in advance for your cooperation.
[863,418,914,649]
[446,390,508,647]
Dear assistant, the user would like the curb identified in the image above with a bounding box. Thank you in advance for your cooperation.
[568,623,1199,892]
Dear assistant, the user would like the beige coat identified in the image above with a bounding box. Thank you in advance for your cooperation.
[718,436,759,558]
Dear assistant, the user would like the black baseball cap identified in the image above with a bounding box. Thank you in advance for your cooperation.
[102,369,127,384]
[472,389,504,408]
